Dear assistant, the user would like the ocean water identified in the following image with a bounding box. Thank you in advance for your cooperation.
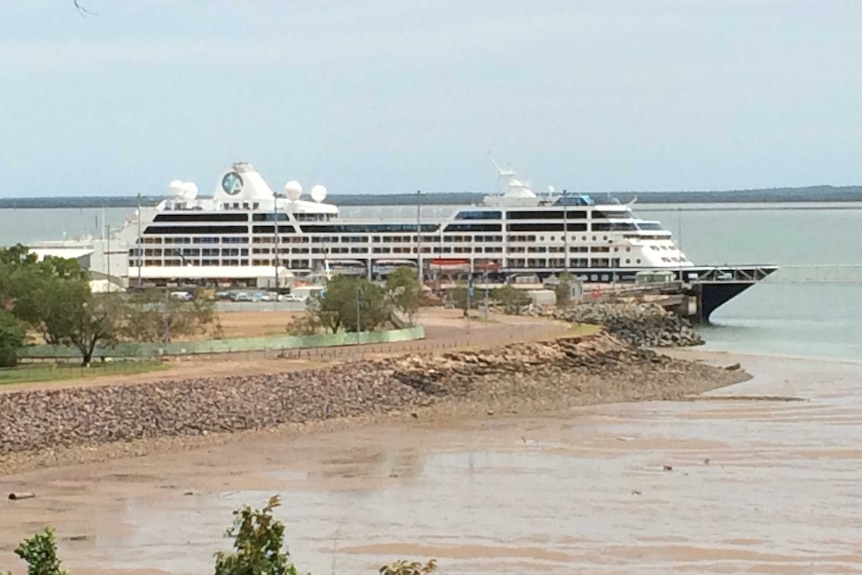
[0,202,860,361]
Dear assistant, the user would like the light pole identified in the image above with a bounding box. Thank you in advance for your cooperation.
[163,288,170,344]
[136,193,143,289]
[466,274,472,334]
[273,194,281,294]
[416,189,422,284]
[483,269,489,320]
[355,286,362,345]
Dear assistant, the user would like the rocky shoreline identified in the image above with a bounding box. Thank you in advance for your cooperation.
[0,331,746,472]
[550,302,704,347]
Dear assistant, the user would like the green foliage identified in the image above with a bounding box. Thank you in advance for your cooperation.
[0,245,110,366]
[3,527,69,575]
[385,267,424,325]
[448,285,470,317]
[0,309,26,367]
[313,275,389,333]
[491,284,531,315]
[554,272,573,306]
[2,497,440,575]
[285,313,322,336]
[0,246,89,334]
[119,289,219,343]
[379,559,437,575]
[50,292,120,367]
[213,496,302,575]
[0,361,166,387]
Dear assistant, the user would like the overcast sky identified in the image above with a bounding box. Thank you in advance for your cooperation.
[1,0,860,197]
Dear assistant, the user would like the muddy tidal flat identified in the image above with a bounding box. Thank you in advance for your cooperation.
[2,352,862,575]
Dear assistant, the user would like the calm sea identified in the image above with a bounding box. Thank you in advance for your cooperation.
[1,202,860,362]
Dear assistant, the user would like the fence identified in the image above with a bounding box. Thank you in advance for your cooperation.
[15,326,426,361]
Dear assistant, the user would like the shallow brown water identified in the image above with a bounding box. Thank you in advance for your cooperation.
[2,353,862,575]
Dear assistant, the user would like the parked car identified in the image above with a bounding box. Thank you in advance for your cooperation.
[278,293,305,303]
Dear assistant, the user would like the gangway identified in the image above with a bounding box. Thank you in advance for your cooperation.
[759,265,862,286]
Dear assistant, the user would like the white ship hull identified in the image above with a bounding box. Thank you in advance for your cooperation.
[32,161,700,289]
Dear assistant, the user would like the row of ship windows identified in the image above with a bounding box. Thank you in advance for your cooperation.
[131,245,625,258]
[140,233,633,246]
[451,210,636,221]
[144,222,642,236]
[129,257,645,268]
[156,211,333,222]
[155,210,633,223]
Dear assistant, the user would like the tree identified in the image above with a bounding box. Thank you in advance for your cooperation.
[313,276,389,333]
[448,284,470,317]
[53,292,120,367]
[1,527,69,575]
[119,289,218,343]
[214,496,302,575]
[0,245,113,366]
[385,266,424,325]
[554,272,574,306]
[0,309,26,368]
[285,312,322,336]
[35,277,94,346]
[491,284,531,315]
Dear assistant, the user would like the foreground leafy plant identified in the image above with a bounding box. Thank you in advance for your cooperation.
[2,496,438,575]
[379,559,437,575]
[1,527,69,575]
[213,495,303,575]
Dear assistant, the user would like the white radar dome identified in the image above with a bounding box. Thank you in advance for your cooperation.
[310,184,327,203]
[284,180,303,200]
[169,180,185,197]
[182,181,199,199]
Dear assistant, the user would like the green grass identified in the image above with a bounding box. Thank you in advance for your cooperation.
[0,360,168,386]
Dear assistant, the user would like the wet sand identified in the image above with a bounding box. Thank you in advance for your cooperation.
[2,351,862,574]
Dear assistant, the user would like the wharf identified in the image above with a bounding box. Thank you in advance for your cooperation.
[438,264,778,323]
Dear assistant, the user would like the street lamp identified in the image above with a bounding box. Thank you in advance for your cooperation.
[355,286,362,345]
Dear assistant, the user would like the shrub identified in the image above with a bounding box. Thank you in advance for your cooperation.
[0,309,26,368]
[2,527,69,575]
[213,495,303,575]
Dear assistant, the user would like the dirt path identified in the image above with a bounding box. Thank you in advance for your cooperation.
[2,309,570,393]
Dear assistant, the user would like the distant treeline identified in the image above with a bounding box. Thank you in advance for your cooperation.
[1,186,862,208]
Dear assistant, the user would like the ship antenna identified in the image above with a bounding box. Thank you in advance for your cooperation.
[488,154,516,178]
[487,153,517,195]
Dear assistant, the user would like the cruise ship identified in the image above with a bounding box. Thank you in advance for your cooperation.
[29,161,777,320]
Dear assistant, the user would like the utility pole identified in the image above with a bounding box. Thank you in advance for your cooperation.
[136,194,143,289]
[483,270,489,320]
[466,272,473,334]
[355,287,362,345]
[163,287,170,344]
[273,194,280,294]
[416,189,422,285]
[105,221,111,289]
[678,206,683,284]
[563,200,568,271]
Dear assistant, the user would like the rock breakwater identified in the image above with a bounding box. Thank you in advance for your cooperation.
[0,332,742,463]
[552,302,704,347]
